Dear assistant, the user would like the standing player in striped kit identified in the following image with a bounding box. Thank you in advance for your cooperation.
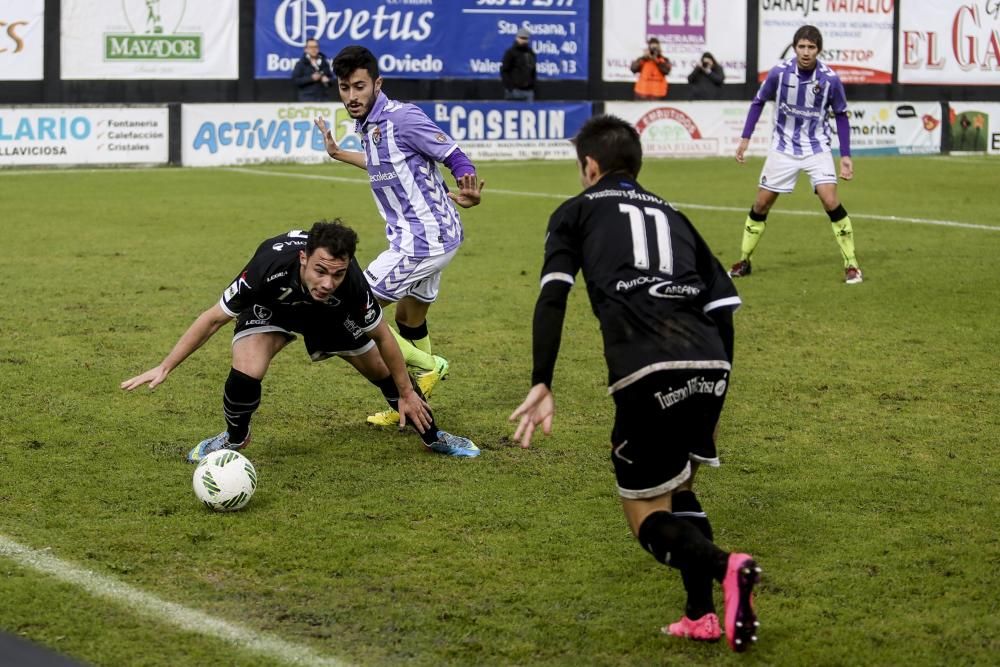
[315,46,485,427]
[730,25,863,284]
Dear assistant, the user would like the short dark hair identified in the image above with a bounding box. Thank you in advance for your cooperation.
[332,45,379,82]
[648,37,660,45]
[573,115,642,179]
[306,219,357,259]
[793,25,823,52]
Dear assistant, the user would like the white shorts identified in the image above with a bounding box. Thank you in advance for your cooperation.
[364,248,458,304]
[759,150,838,194]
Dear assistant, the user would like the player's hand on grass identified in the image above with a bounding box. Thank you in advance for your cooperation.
[120,365,169,391]
[509,383,555,449]
[840,156,854,180]
[448,174,485,208]
[735,138,750,164]
[314,117,340,158]
[397,389,432,434]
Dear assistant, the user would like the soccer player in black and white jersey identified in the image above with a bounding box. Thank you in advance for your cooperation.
[121,220,479,460]
[509,116,761,651]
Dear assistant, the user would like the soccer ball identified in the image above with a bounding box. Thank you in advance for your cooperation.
[192,449,257,512]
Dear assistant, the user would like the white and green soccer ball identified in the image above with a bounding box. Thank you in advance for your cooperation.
[192,449,257,512]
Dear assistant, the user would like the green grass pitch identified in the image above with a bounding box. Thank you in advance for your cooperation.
[0,154,998,666]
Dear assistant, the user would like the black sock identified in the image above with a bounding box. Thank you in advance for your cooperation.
[370,374,439,445]
[748,207,768,222]
[673,490,717,619]
[638,510,729,581]
[223,368,261,444]
[826,204,848,222]
[396,320,428,342]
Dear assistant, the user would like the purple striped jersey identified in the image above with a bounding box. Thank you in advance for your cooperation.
[357,92,464,258]
[752,58,847,158]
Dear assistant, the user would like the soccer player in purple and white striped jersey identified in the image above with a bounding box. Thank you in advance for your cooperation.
[315,46,485,427]
[730,25,863,285]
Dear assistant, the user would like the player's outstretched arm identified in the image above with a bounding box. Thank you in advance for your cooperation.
[509,383,555,449]
[313,117,367,170]
[120,303,232,391]
[368,319,432,433]
[447,173,486,208]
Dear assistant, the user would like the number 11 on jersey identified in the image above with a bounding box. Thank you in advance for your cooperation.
[619,203,673,274]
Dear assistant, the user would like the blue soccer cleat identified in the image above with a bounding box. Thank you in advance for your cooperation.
[426,431,480,458]
[186,430,251,464]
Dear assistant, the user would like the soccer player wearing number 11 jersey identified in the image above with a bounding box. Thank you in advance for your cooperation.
[510,115,761,652]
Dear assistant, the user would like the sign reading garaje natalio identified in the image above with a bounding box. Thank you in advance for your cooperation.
[61,0,238,80]
[602,0,747,84]
[757,0,895,84]
[0,107,169,166]
[899,1,1000,85]
[254,0,588,80]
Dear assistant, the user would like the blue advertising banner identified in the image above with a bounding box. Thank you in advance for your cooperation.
[255,0,588,80]
[414,101,592,160]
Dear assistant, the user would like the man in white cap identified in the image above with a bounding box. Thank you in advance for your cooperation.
[501,27,537,102]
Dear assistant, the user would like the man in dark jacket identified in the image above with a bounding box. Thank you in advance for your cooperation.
[292,39,332,102]
[688,52,725,100]
[501,28,537,102]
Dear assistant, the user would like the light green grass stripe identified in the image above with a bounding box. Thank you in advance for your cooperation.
[222,166,1000,233]
[0,534,351,667]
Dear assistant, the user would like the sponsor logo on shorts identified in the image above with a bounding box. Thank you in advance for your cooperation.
[343,317,364,339]
[246,304,273,325]
[654,376,726,409]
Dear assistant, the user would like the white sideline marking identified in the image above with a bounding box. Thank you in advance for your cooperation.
[223,167,1000,233]
[0,534,351,667]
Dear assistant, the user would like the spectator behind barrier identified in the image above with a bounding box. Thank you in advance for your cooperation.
[631,37,672,100]
[688,52,725,100]
[292,39,333,102]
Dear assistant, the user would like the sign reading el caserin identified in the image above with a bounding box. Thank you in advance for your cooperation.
[61,0,238,79]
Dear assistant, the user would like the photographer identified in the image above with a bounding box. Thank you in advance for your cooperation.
[688,52,725,100]
[631,37,672,100]
[292,39,333,102]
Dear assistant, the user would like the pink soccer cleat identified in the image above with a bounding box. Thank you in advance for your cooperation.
[662,613,721,642]
[722,553,761,652]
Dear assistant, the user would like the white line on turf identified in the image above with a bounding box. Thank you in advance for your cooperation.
[0,534,351,667]
[223,167,1000,233]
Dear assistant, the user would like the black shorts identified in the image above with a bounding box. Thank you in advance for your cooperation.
[610,368,729,499]
[232,303,374,361]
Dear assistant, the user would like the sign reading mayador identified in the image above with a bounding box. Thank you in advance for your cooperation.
[0,107,168,167]
[182,103,350,167]
[414,102,592,161]
[0,0,44,81]
[255,0,588,80]
[61,0,238,79]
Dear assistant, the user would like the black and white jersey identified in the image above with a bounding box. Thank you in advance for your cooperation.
[539,174,740,393]
[218,230,382,334]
